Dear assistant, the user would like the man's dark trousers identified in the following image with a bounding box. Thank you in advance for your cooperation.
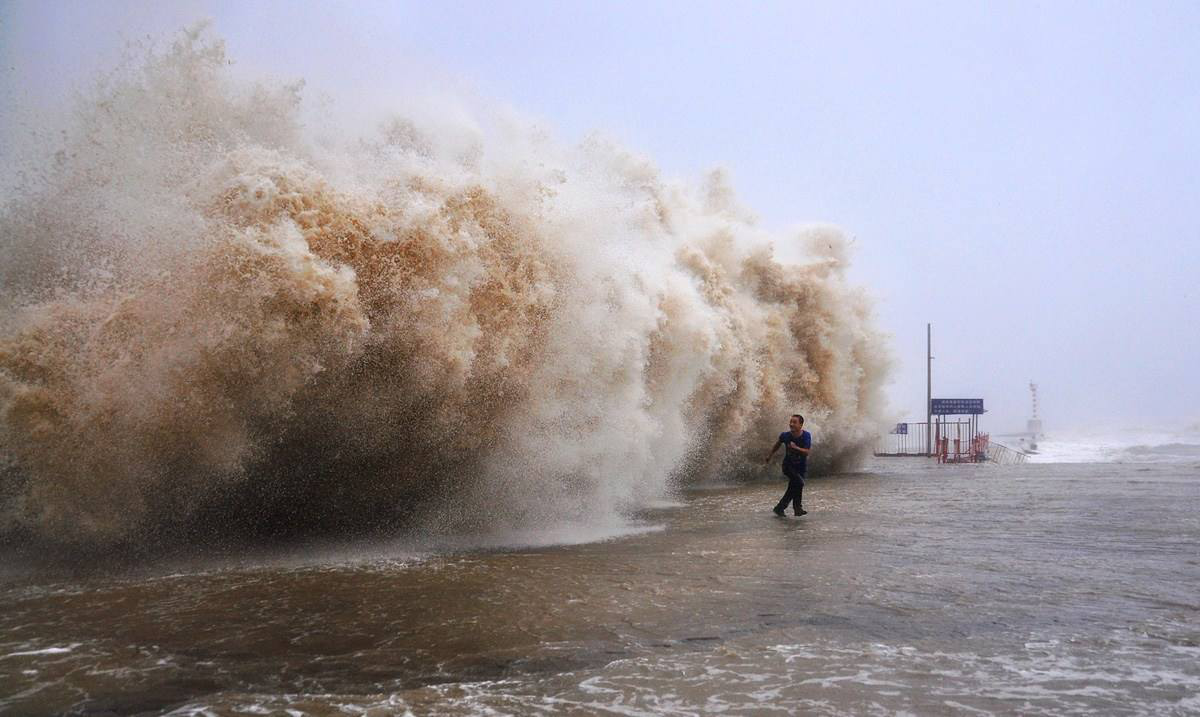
[775,463,805,513]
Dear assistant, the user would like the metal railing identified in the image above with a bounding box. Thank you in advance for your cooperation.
[875,421,976,457]
[874,421,933,456]
[876,423,1029,465]
[986,440,1029,465]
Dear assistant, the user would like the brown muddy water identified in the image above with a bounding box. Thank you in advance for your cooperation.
[2,459,1198,716]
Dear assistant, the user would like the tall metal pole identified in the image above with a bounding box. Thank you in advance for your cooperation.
[926,323,933,456]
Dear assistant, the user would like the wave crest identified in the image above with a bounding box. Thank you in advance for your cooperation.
[0,28,891,550]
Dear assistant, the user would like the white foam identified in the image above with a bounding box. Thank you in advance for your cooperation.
[0,25,892,550]
[1029,428,1200,464]
[1,643,81,658]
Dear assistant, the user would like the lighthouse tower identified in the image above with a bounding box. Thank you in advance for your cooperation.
[1026,382,1044,439]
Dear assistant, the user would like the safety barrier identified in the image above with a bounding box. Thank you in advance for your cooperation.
[876,424,1028,465]
[985,440,1029,465]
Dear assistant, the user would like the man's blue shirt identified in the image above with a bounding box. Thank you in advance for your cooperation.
[778,430,811,473]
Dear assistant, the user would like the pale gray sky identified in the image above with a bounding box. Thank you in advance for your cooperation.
[3,0,1198,433]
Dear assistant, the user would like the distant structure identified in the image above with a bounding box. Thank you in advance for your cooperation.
[872,323,1026,464]
[990,381,1044,456]
[1026,381,1044,439]
[1012,381,1044,455]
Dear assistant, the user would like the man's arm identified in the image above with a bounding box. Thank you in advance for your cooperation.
[764,439,783,464]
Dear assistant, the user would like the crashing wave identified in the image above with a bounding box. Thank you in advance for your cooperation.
[0,27,891,550]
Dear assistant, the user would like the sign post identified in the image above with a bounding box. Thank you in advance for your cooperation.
[926,324,932,456]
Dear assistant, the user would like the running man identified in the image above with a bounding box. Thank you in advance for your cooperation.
[764,414,811,516]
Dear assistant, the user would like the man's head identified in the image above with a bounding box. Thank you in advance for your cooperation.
[789,414,804,432]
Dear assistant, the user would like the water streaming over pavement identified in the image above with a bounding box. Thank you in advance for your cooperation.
[2,458,1197,715]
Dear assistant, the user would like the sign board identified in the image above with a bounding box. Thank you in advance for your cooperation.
[931,398,985,415]
[890,423,908,434]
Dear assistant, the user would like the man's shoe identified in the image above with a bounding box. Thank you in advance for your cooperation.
[795,509,808,516]
[773,507,786,517]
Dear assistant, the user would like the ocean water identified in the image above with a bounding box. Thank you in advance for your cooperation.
[2,457,1197,716]
[1029,430,1200,465]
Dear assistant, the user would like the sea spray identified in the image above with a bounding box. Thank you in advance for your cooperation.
[0,28,891,551]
